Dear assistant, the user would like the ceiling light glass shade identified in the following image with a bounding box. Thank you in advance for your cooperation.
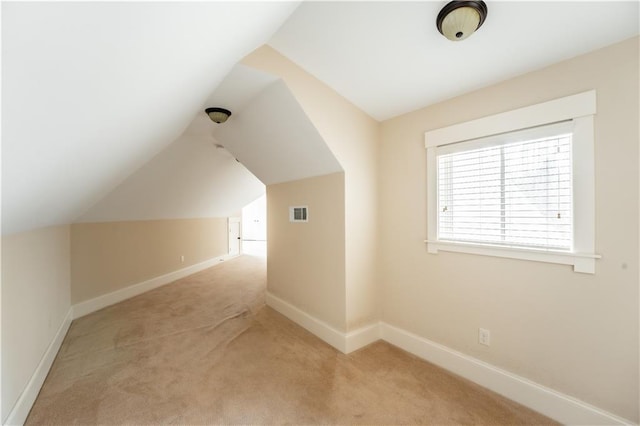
[205,107,232,123]
[437,1,487,41]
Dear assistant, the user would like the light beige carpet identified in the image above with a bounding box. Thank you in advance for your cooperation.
[27,254,556,425]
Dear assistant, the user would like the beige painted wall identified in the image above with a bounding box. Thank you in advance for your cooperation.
[379,37,639,421]
[243,46,379,330]
[1,225,71,422]
[267,172,346,331]
[71,218,228,304]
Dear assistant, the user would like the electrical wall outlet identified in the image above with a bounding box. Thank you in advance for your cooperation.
[479,328,491,346]
[180,255,185,263]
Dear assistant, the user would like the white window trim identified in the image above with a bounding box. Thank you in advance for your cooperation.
[425,90,600,274]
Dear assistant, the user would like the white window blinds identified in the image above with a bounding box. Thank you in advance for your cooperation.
[437,122,573,251]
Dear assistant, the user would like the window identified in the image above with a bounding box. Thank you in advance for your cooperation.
[438,122,573,251]
[425,91,600,273]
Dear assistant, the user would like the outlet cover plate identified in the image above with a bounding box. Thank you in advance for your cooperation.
[479,328,490,346]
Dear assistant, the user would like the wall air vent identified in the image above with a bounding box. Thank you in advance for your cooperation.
[289,206,308,222]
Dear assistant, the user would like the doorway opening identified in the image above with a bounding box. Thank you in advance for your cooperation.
[228,217,241,256]
[241,194,266,257]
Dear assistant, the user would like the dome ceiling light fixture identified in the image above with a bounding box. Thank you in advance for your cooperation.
[205,107,232,124]
[436,1,488,42]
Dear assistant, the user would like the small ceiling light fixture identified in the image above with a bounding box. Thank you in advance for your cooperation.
[205,107,232,124]
[436,1,487,42]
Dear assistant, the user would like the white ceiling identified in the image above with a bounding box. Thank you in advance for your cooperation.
[212,70,343,185]
[269,1,640,121]
[78,130,265,223]
[1,1,298,235]
[77,63,342,223]
[3,1,639,235]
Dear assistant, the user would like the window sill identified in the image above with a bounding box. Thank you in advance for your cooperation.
[424,240,600,274]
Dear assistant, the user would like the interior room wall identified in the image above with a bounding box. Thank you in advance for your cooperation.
[71,217,228,304]
[378,36,639,421]
[267,172,346,331]
[243,46,380,331]
[1,225,71,422]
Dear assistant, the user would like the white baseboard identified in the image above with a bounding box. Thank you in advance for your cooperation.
[4,308,73,426]
[3,255,235,426]
[380,322,633,426]
[258,297,633,425]
[265,292,379,354]
[265,292,347,352]
[345,322,380,353]
[72,254,233,319]
[6,270,631,426]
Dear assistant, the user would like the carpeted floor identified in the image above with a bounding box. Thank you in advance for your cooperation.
[27,254,556,425]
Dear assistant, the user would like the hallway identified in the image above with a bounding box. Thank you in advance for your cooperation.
[27,255,553,424]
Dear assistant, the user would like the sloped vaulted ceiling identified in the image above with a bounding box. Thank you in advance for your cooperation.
[78,64,282,223]
[77,128,266,223]
[1,1,300,235]
[78,63,341,223]
[212,68,343,185]
[7,2,635,234]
